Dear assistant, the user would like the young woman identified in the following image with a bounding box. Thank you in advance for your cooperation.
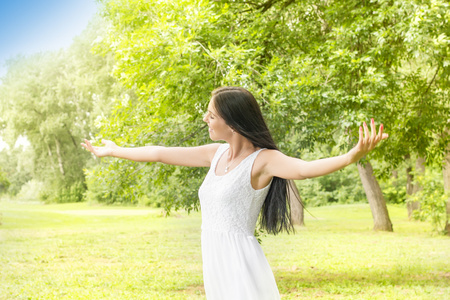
[82,86,388,299]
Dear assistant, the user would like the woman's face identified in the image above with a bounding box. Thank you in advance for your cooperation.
[203,99,232,141]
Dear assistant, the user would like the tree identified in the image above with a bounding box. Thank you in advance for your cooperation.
[0,146,33,196]
[406,156,426,219]
[0,18,118,202]
[358,161,393,231]
[90,0,449,233]
[88,0,334,212]
[285,0,449,230]
[382,0,450,220]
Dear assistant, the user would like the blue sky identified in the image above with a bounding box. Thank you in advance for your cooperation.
[0,0,98,77]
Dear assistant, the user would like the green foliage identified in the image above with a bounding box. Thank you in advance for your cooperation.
[15,179,45,202]
[296,146,366,206]
[380,173,407,204]
[409,169,448,234]
[89,0,449,213]
[0,18,121,202]
[0,146,33,195]
[85,161,144,205]
[0,169,10,194]
[378,0,450,171]
[90,0,345,207]
[88,0,229,206]
[40,181,86,204]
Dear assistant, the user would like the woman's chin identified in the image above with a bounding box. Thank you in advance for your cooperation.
[209,134,221,142]
[208,132,215,140]
[208,131,226,142]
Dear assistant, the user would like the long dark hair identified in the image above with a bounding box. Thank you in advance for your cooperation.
[211,86,297,235]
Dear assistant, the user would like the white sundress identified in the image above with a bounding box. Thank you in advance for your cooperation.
[198,143,281,300]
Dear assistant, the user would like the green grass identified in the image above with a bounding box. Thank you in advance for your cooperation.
[0,201,449,299]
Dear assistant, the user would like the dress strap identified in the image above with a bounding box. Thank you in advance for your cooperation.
[210,144,230,170]
[239,148,265,171]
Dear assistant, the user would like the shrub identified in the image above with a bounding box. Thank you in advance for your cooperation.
[16,180,45,202]
[408,169,447,234]
[38,181,86,204]
[0,171,10,194]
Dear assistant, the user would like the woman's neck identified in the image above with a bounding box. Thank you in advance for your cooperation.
[227,137,258,160]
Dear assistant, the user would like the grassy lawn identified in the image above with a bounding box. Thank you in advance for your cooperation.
[0,201,449,299]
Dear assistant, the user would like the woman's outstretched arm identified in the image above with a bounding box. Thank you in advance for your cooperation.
[258,118,388,181]
[81,139,220,167]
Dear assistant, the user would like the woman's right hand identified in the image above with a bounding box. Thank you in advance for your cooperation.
[81,139,117,158]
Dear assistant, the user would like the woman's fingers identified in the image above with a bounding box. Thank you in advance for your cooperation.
[359,120,388,151]
[81,140,89,151]
[377,124,382,141]
[363,121,370,143]
[359,126,364,145]
[86,139,94,152]
[370,118,376,142]
[82,139,97,155]
[81,139,114,158]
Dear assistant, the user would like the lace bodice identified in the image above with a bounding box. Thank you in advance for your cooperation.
[199,144,272,236]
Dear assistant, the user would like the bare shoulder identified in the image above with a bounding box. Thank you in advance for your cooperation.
[257,148,285,161]
[250,149,283,189]
[202,143,222,161]
[253,149,284,175]
[253,149,307,180]
[182,143,221,165]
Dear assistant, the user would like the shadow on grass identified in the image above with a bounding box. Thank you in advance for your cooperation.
[276,267,449,298]
[175,283,205,298]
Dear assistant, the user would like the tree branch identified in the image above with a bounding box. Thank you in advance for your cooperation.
[179,124,208,144]
[423,65,440,96]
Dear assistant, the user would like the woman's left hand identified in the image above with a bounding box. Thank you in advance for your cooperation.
[350,118,389,163]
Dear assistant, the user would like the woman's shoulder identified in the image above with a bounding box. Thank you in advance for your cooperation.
[202,143,225,160]
[253,148,282,171]
[208,143,228,153]
[250,149,282,189]
[200,143,224,150]
[258,148,282,158]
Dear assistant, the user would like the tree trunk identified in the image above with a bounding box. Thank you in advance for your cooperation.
[46,143,56,171]
[406,165,414,196]
[54,137,65,176]
[443,146,450,236]
[406,156,425,219]
[391,170,398,187]
[357,162,393,231]
[289,180,304,226]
